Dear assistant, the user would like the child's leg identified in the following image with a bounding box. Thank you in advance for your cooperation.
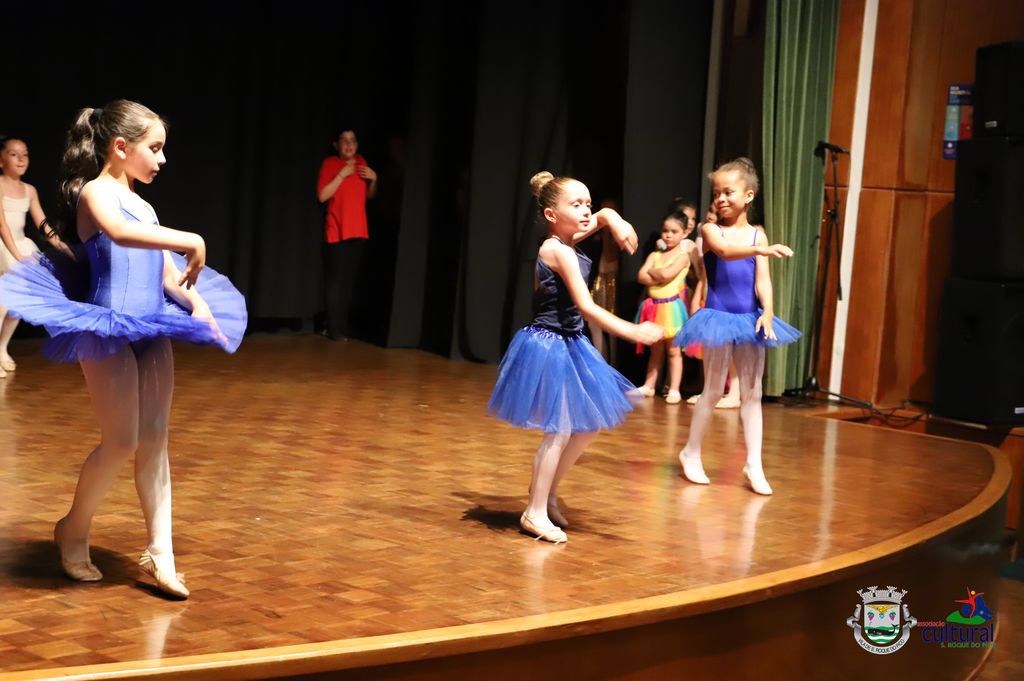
[732,344,771,495]
[717,361,741,408]
[640,340,666,394]
[0,304,19,369]
[546,431,598,526]
[523,432,571,541]
[665,342,683,402]
[58,347,140,568]
[133,339,183,582]
[678,344,731,483]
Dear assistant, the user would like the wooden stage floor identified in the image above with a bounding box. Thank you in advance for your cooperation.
[0,336,1012,680]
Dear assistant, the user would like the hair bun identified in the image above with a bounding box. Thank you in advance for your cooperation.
[530,171,554,197]
[734,156,755,169]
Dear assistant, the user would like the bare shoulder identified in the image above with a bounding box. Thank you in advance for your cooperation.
[538,237,575,271]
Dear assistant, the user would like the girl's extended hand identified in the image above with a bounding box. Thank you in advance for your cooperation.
[756,312,777,341]
[192,300,228,344]
[609,218,638,254]
[178,234,206,289]
[760,243,794,258]
[633,321,664,346]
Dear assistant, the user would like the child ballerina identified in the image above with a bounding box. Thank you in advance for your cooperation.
[487,171,663,543]
[0,136,67,375]
[0,100,247,597]
[635,208,704,404]
[673,158,800,495]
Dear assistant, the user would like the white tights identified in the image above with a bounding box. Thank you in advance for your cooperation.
[57,338,179,576]
[681,344,767,479]
[0,305,19,361]
[525,431,597,525]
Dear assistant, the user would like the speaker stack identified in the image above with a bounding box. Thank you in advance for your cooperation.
[933,40,1024,426]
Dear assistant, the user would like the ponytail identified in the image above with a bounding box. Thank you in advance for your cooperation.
[53,100,165,242]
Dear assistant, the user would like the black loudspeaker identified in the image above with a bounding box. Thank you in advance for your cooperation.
[974,40,1024,138]
[933,278,1024,426]
[951,137,1024,281]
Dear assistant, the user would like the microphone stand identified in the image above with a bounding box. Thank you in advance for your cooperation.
[785,144,872,409]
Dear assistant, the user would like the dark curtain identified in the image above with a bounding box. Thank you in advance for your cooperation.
[392,0,713,372]
[5,0,413,327]
[6,0,712,371]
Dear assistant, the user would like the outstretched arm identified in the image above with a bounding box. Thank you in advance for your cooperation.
[701,222,792,261]
[78,182,206,288]
[541,240,662,345]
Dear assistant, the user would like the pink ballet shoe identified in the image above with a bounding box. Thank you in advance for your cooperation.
[54,520,102,582]
[0,355,16,372]
[716,392,741,409]
[743,466,773,496]
[637,385,656,398]
[679,452,710,485]
[665,390,682,404]
[139,550,189,599]
[520,513,567,544]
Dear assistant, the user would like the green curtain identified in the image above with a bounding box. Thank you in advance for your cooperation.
[761,0,841,395]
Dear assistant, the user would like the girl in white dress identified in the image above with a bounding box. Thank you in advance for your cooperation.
[0,136,65,374]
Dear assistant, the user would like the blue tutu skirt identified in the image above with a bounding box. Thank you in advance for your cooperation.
[673,307,801,348]
[487,325,642,433]
[0,249,247,363]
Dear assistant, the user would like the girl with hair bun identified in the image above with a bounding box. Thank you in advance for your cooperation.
[673,158,800,495]
[487,171,663,543]
[0,100,247,598]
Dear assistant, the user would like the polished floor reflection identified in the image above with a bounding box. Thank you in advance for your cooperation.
[0,336,1003,675]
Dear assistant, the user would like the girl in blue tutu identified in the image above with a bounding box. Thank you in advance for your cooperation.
[673,158,799,495]
[488,171,663,543]
[0,100,246,597]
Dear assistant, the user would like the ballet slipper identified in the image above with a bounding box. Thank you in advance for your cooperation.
[520,513,567,544]
[139,550,189,599]
[54,519,102,582]
[743,466,773,496]
[546,502,569,528]
[716,392,741,409]
[665,390,682,404]
[0,355,15,372]
[637,385,656,398]
[686,393,700,404]
[679,451,710,485]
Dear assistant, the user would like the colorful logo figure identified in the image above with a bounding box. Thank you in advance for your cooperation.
[847,586,917,654]
[948,588,994,625]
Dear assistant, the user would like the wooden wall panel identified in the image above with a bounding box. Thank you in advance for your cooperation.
[829,0,1023,408]
[827,0,865,188]
[861,0,915,190]
[840,188,893,403]
[909,193,954,402]
[900,0,947,190]
[877,192,928,407]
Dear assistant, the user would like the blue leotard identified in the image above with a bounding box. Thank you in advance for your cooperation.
[674,227,800,348]
[0,184,246,362]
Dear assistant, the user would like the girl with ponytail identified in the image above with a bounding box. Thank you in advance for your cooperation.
[0,100,247,598]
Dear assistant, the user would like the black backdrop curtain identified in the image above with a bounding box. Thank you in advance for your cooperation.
[6,0,711,374]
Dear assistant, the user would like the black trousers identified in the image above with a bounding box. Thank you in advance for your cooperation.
[323,238,365,338]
